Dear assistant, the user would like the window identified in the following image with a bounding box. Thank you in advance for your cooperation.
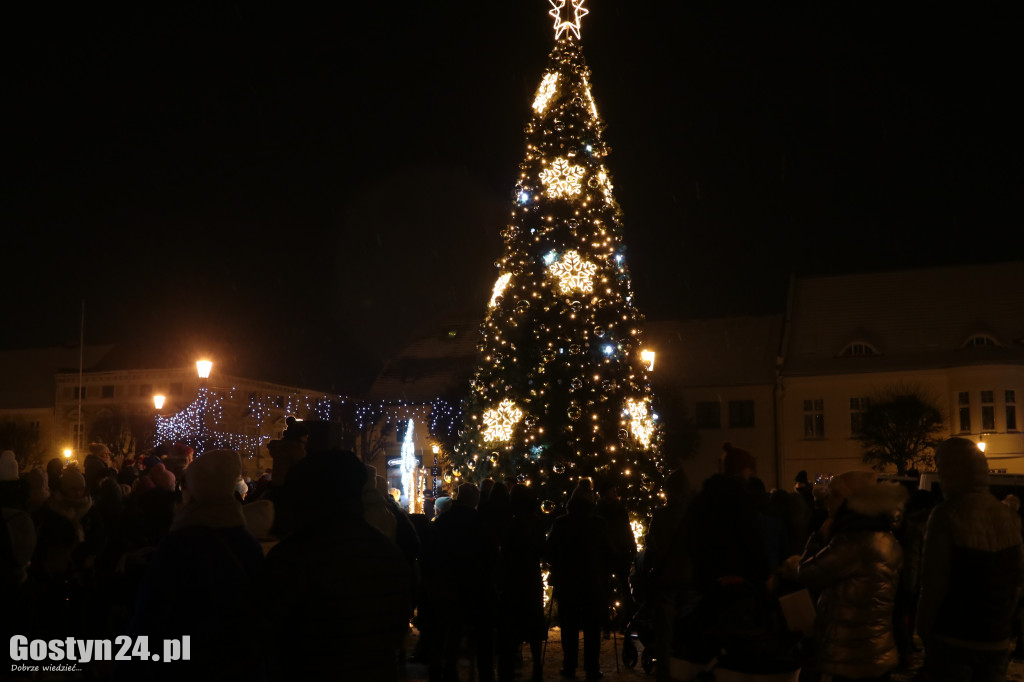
[695,401,721,429]
[803,399,825,438]
[982,390,995,432]
[850,397,871,436]
[728,400,755,428]
[101,385,114,399]
[839,342,880,357]
[170,383,183,395]
[964,334,999,348]
[1008,390,1018,432]
[958,392,971,433]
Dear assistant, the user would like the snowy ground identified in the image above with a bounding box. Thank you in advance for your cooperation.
[400,627,1024,682]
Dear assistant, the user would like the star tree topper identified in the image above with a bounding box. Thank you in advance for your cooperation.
[549,0,589,40]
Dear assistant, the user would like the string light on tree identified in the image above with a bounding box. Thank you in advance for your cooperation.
[490,272,513,308]
[533,72,560,113]
[625,398,655,449]
[548,250,597,294]
[482,399,524,442]
[538,157,586,197]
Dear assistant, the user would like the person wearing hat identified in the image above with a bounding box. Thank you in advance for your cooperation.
[545,479,613,680]
[114,449,263,682]
[792,470,907,681]
[917,437,1024,681]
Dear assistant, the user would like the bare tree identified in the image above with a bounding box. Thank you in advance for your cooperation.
[858,385,945,475]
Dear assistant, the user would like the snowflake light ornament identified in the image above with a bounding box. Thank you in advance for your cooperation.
[539,157,586,198]
[626,398,655,448]
[533,73,559,113]
[482,399,524,442]
[490,272,512,308]
[548,249,597,294]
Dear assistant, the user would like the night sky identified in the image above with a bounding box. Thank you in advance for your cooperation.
[5,1,1020,393]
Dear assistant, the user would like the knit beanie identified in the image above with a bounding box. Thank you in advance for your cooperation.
[935,437,989,497]
[0,451,18,482]
[185,449,242,503]
[148,462,176,492]
[721,442,756,477]
[60,469,87,497]
[456,482,481,509]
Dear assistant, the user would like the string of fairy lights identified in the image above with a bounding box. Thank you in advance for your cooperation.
[154,385,463,462]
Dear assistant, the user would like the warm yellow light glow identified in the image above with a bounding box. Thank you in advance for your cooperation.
[63,449,72,459]
[630,519,645,552]
[533,72,559,113]
[978,440,987,453]
[153,394,166,410]
[548,0,589,40]
[432,444,440,454]
[483,399,524,442]
[548,250,597,294]
[196,360,213,379]
[490,273,512,308]
[626,398,655,448]
[597,170,614,202]
[641,349,655,371]
[539,157,585,197]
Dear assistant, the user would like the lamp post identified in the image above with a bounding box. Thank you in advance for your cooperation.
[196,360,213,453]
[153,394,166,449]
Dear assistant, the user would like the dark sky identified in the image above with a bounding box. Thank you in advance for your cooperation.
[4,2,1020,393]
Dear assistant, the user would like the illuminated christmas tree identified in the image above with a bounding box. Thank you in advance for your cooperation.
[455,0,664,520]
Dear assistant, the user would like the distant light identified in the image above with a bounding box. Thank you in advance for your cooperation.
[603,345,614,356]
[641,349,655,371]
[543,250,558,265]
[615,254,623,263]
[153,394,166,410]
[196,360,213,379]
[519,191,530,203]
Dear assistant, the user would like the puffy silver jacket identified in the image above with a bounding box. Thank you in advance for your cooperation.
[798,517,902,678]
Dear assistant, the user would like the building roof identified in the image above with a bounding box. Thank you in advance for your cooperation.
[783,261,1024,375]
[364,318,481,403]
[0,345,115,409]
[644,315,784,388]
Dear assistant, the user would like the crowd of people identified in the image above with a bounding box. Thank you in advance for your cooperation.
[2,428,1022,682]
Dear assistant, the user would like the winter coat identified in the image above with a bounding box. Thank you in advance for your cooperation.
[545,497,613,619]
[798,508,903,678]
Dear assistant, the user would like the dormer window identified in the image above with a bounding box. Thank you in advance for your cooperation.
[963,334,999,348]
[839,342,880,357]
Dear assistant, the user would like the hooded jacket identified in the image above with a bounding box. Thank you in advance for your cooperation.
[917,438,1024,649]
[798,477,906,678]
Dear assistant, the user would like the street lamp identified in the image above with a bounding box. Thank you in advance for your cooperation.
[195,360,213,453]
[196,360,213,380]
[153,395,166,449]
[153,395,166,410]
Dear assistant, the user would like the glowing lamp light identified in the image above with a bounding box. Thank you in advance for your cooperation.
[153,394,166,410]
[432,444,440,454]
[641,349,655,371]
[196,360,213,379]
[63,449,72,459]
[978,440,987,453]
